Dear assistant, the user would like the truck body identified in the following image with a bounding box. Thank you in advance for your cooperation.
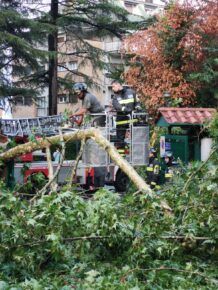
[1,112,149,192]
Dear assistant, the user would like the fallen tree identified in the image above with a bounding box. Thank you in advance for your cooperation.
[0,128,152,195]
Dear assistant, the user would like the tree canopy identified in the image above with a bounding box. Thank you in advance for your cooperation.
[0,0,51,99]
[1,0,148,113]
[123,0,218,116]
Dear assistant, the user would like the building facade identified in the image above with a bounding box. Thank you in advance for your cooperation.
[12,0,164,118]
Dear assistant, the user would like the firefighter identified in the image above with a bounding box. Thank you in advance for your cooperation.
[162,151,174,183]
[70,83,104,126]
[111,80,137,151]
[146,148,161,190]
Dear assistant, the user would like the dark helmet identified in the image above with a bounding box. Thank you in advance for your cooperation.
[163,151,173,158]
[73,83,87,95]
[149,147,157,154]
[149,147,157,158]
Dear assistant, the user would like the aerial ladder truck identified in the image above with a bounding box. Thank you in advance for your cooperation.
[0,111,149,192]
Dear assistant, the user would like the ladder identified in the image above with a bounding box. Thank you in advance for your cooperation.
[0,115,64,137]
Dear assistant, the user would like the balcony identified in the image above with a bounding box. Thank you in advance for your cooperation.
[103,41,122,53]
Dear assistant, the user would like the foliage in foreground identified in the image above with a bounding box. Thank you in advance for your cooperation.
[0,117,217,289]
[0,148,217,289]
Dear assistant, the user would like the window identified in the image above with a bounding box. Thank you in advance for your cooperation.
[16,97,23,105]
[58,95,69,103]
[37,97,46,108]
[58,36,65,43]
[69,93,77,104]
[68,61,78,71]
[16,96,32,106]
[124,1,136,9]
[57,63,66,72]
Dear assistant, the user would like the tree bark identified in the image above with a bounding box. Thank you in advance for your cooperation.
[68,137,86,187]
[0,128,152,195]
[48,0,58,116]
[32,129,66,200]
[46,146,57,192]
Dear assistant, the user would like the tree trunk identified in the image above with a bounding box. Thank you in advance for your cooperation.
[0,128,152,195]
[48,0,58,116]
[46,145,57,192]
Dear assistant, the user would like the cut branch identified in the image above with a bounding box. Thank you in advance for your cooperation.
[68,137,86,187]
[14,235,111,248]
[46,145,57,192]
[30,128,66,201]
[121,267,217,285]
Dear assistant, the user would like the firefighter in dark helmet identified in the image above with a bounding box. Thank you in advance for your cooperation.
[161,151,174,183]
[70,83,104,126]
[146,148,161,190]
[111,80,137,156]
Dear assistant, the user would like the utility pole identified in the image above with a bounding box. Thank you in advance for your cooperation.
[48,0,58,116]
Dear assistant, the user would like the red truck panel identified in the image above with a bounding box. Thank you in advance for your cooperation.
[24,168,49,182]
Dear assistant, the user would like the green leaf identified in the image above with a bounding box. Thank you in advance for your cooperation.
[46,233,58,241]
[0,281,9,290]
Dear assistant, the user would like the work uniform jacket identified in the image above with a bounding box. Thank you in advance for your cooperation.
[160,159,174,184]
[146,157,161,189]
[112,88,136,126]
[112,88,136,148]
[163,163,173,182]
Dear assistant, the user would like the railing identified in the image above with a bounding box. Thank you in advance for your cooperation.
[82,111,149,166]
[0,115,63,137]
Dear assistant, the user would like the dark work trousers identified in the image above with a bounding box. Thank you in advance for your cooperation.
[116,114,129,148]
[116,126,128,148]
[94,175,105,188]
[94,167,106,188]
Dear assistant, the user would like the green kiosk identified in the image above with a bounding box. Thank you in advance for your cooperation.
[156,107,216,163]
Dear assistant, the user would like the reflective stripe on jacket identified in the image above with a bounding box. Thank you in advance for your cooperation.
[119,98,135,105]
[146,158,161,188]
[112,88,136,114]
[165,173,173,178]
[116,118,138,125]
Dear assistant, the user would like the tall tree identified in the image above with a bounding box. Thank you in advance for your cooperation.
[123,0,218,117]
[47,0,147,115]
[0,0,51,101]
[0,0,150,116]
[48,0,58,116]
